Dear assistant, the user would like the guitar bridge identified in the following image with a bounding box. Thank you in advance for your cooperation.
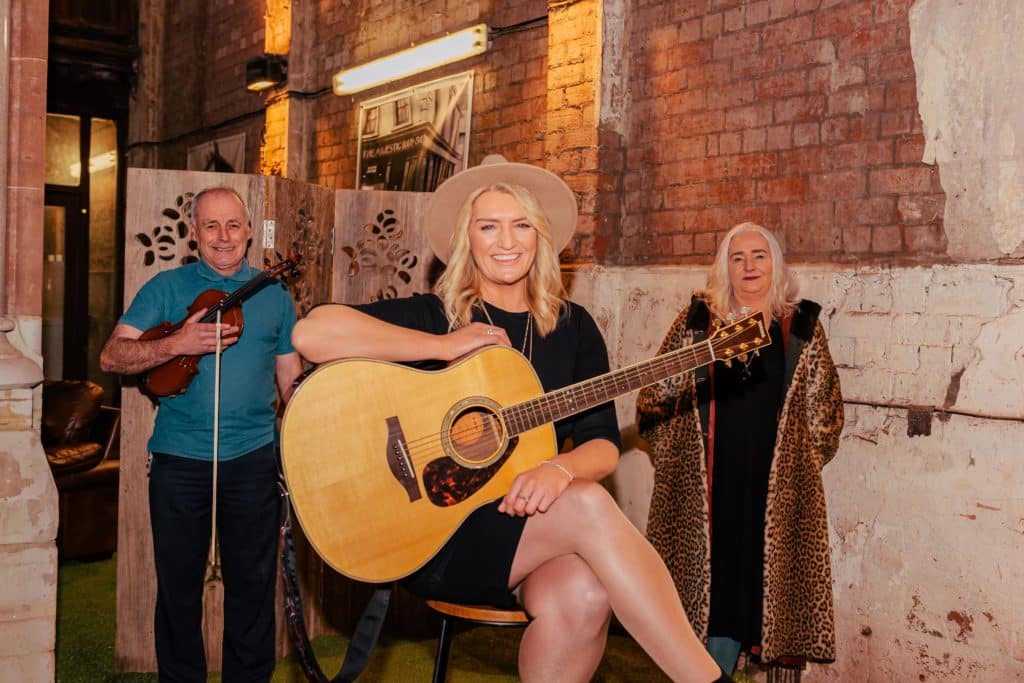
[386,416,421,503]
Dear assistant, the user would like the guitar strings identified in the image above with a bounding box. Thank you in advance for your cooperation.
[395,322,756,466]
[394,339,720,467]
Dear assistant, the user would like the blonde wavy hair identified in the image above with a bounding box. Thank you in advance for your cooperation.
[705,222,799,321]
[434,183,567,335]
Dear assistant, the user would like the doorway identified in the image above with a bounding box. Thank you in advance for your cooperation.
[43,113,122,401]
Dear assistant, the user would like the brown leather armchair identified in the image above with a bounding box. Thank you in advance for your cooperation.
[42,380,121,560]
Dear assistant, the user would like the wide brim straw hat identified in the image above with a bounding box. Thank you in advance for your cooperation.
[423,154,578,263]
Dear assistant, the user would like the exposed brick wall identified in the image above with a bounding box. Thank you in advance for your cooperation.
[623,0,945,265]
[311,0,549,190]
[152,0,267,172]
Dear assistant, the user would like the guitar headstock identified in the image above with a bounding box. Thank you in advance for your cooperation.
[709,310,771,365]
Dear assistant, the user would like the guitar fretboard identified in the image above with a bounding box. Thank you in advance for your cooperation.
[501,338,716,435]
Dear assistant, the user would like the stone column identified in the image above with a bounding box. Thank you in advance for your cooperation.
[0,0,57,679]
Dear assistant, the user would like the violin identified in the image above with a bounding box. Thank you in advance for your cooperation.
[139,255,302,398]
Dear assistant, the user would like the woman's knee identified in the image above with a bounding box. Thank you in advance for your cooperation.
[554,480,620,524]
[523,558,611,632]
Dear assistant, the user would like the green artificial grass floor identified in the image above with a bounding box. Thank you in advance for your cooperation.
[57,555,686,682]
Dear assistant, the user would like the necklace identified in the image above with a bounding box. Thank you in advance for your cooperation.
[480,302,533,360]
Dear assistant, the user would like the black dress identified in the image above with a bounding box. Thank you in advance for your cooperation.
[353,294,621,608]
[707,319,784,648]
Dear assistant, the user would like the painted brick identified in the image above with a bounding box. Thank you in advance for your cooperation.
[746,1,770,26]
[885,80,919,111]
[895,137,925,164]
[742,127,767,152]
[808,170,866,200]
[757,69,809,99]
[708,82,755,109]
[842,226,872,253]
[837,23,905,60]
[793,121,820,146]
[833,140,895,168]
[708,180,755,205]
[763,14,813,47]
[781,38,836,68]
[869,167,936,195]
[904,224,946,253]
[828,85,887,115]
[870,225,903,253]
[769,0,797,20]
[664,183,708,209]
[765,124,793,150]
[758,176,808,203]
[724,103,774,130]
[834,198,894,228]
[868,50,916,83]
[815,0,873,38]
[775,94,827,122]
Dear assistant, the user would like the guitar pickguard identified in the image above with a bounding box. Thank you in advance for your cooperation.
[422,436,520,507]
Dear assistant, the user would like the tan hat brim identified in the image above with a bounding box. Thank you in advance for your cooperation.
[422,155,578,263]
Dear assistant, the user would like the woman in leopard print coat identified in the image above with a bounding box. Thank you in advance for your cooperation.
[636,223,843,675]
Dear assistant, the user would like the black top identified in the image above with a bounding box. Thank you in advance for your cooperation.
[354,293,620,607]
[707,319,784,647]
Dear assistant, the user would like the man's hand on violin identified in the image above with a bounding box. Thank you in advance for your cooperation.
[172,307,241,355]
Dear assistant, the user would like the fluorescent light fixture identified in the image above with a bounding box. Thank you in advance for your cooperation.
[333,24,489,95]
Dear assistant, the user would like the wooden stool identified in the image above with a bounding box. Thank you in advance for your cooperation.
[426,600,530,683]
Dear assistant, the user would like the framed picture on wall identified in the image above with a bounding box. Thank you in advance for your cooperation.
[356,71,474,192]
[187,132,246,173]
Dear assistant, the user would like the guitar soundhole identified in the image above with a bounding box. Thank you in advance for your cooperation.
[448,407,504,466]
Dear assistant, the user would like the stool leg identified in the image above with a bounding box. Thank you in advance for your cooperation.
[432,616,455,683]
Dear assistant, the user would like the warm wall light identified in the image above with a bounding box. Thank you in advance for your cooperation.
[246,53,288,92]
[332,24,489,95]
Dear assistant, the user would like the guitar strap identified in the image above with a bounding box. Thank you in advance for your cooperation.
[278,476,392,682]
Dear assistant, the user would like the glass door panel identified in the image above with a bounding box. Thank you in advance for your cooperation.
[42,204,67,379]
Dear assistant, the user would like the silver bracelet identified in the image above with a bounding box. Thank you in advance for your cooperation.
[541,459,574,482]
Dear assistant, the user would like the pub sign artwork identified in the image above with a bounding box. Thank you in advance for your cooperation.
[356,71,473,192]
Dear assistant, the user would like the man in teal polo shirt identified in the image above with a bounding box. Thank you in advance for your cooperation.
[100,186,303,682]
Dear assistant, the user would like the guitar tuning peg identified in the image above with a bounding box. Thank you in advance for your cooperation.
[737,352,748,363]
[722,359,732,368]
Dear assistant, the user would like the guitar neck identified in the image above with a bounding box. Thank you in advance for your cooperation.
[197,271,272,323]
[501,338,715,436]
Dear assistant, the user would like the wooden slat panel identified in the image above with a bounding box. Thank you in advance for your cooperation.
[331,190,436,304]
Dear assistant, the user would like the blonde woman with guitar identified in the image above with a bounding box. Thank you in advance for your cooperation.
[289,156,737,683]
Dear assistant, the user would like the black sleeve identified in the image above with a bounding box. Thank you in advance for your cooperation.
[553,303,622,452]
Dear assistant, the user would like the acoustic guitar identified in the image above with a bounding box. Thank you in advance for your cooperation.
[280,310,769,583]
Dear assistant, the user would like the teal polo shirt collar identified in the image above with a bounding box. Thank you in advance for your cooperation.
[195,258,257,283]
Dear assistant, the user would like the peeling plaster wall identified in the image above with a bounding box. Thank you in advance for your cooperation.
[569,263,1024,680]
[911,0,1024,258]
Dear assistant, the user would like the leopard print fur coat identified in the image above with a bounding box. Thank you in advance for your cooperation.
[636,296,843,663]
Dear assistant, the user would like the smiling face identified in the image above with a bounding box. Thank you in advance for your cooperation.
[191,190,251,277]
[727,229,773,307]
[467,190,538,300]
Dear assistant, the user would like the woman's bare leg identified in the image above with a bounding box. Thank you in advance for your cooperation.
[515,554,611,682]
[509,482,721,683]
